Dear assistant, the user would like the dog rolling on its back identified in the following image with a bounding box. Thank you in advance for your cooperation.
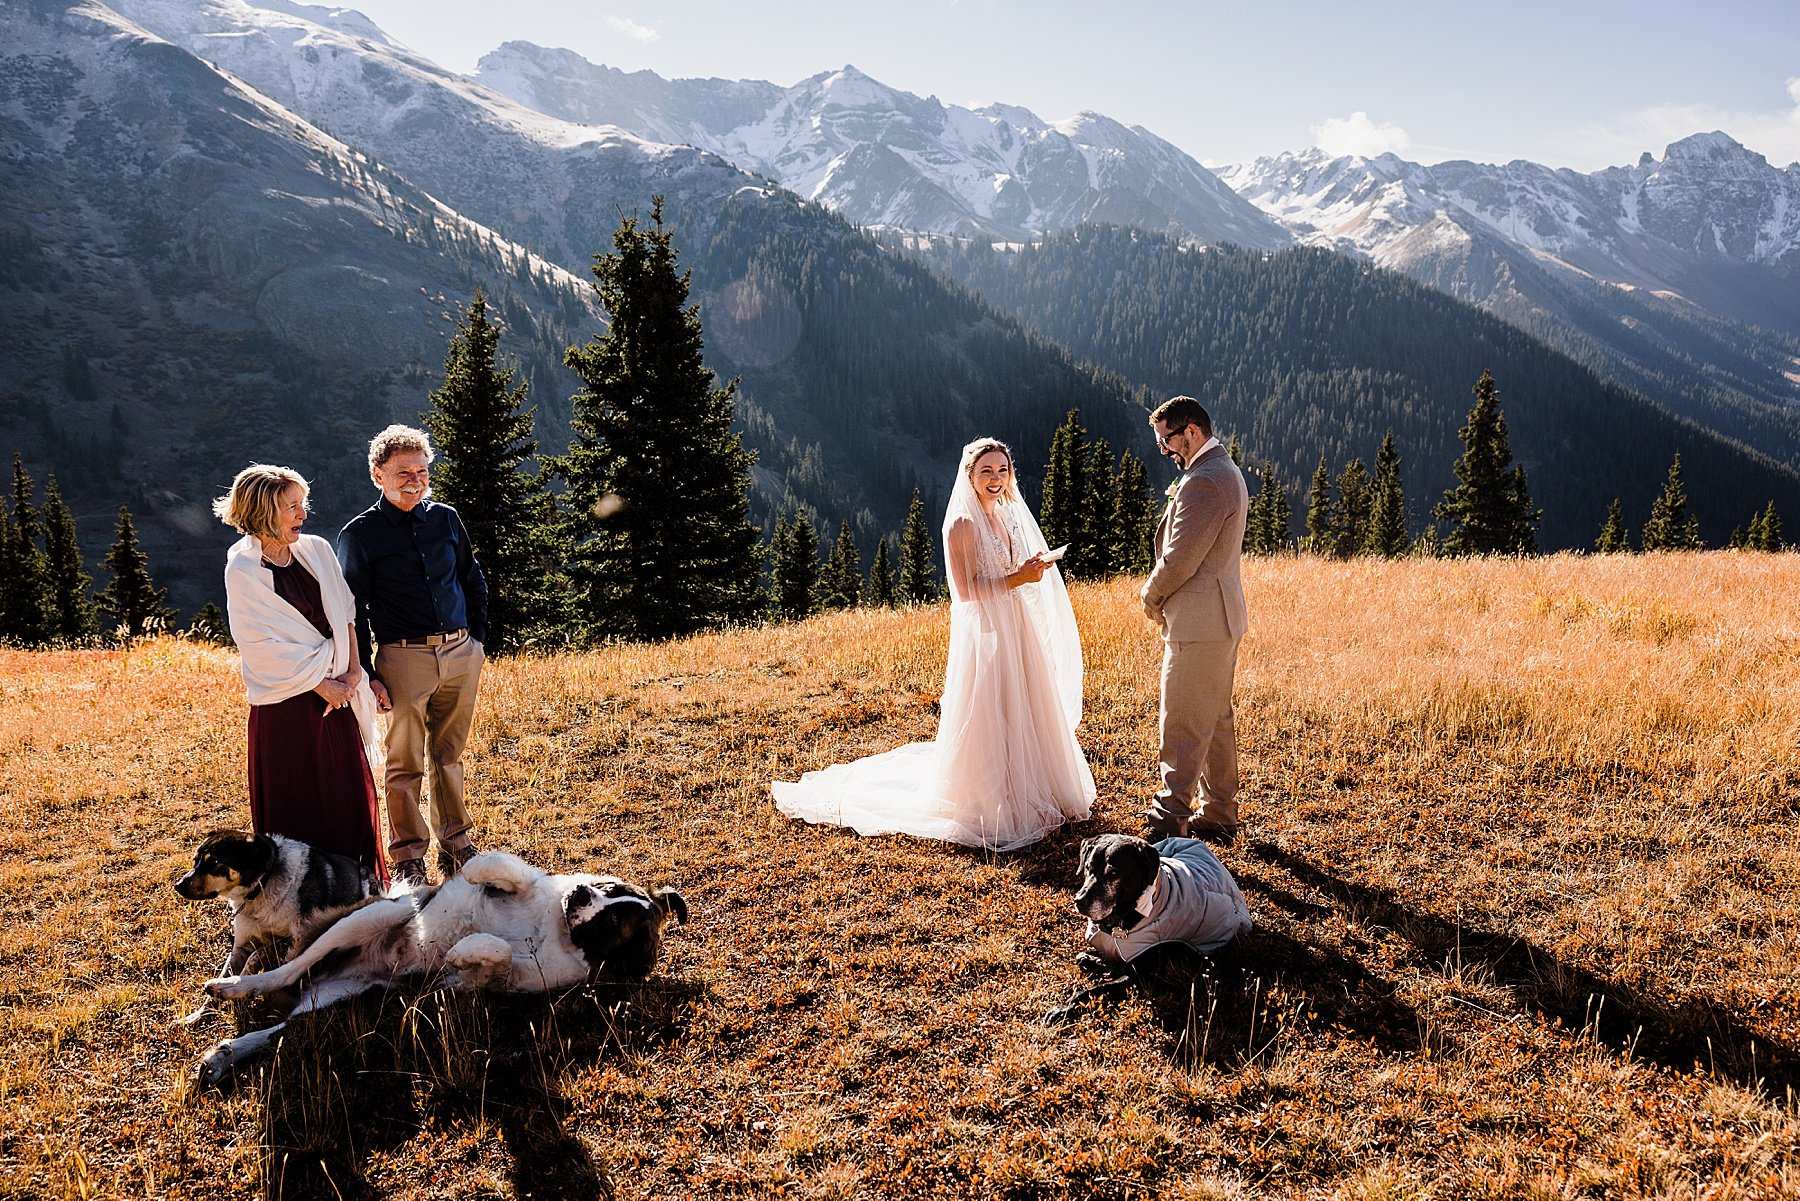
[191,850,689,1089]
[172,829,379,1024]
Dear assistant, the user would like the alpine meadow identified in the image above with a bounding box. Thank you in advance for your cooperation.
[6,1,1800,1198]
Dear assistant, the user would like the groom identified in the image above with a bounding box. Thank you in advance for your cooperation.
[1139,396,1248,843]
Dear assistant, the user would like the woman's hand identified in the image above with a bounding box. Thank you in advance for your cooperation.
[1009,553,1050,588]
[315,676,354,712]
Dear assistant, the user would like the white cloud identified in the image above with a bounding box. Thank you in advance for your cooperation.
[1311,111,1411,158]
[1576,77,1800,168]
[604,15,659,43]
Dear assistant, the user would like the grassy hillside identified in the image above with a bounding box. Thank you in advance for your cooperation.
[2,553,1799,1198]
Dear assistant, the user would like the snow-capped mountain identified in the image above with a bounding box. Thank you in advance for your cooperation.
[1221,136,1800,331]
[475,43,1291,249]
[0,0,603,614]
[1220,137,1800,466]
[104,0,779,274]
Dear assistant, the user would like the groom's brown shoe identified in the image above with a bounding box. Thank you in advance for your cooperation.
[1189,822,1239,847]
[1143,811,1189,843]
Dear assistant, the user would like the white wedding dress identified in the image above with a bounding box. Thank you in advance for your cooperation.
[772,473,1095,851]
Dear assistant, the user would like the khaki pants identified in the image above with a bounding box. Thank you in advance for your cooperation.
[375,634,483,862]
[1148,636,1240,834]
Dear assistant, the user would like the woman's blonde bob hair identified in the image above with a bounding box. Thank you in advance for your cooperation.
[959,437,1021,503]
[213,464,310,539]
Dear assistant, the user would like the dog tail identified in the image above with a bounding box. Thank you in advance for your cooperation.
[653,887,689,926]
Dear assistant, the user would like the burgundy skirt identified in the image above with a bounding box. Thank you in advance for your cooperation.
[248,695,387,886]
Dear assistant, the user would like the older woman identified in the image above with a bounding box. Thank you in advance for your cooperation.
[214,465,385,883]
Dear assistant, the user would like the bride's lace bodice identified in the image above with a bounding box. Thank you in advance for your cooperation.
[947,506,1023,602]
[974,508,1020,577]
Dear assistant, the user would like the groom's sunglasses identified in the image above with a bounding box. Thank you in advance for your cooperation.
[1155,424,1194,450]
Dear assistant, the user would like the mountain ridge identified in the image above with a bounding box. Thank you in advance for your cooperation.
[473,42,1291,249]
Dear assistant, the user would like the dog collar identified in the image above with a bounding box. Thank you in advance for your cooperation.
[242,879,265,903]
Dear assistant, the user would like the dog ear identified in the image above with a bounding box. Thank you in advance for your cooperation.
[1077,837,1097,867]
[653,887,689,926]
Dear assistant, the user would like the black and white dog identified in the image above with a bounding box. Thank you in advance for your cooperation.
[1047,833,1252,1024]
[191,850,687,1089]
[173,829,380,1026]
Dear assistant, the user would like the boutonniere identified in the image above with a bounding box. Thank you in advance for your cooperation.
[1160,478,1180,517]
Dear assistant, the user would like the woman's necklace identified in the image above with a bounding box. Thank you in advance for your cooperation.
[261,540,294,567]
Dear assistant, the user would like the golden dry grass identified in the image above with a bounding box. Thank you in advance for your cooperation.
[2,551,1799,1199]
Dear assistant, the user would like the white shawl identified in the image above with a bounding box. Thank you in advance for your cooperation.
[223,533,378,767]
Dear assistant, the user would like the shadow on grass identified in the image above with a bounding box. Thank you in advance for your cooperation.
[1247,840,1800,1097]
[243,977,702,1200]
[1121,884,1427,1070]
[1044,861,1423,1068]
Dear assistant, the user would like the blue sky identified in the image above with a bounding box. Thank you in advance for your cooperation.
[345,0,1800,170]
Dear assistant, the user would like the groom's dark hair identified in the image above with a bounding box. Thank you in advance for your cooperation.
[1149,395,1211,436]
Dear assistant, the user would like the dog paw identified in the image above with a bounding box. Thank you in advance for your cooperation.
[203,976,249,1000]
[1074,952,1113,975]
[1043,1004,1079,1028]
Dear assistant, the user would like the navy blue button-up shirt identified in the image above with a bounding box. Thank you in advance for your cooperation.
[337,496,489,680]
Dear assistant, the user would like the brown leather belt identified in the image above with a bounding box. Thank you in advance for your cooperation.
[390,628,467,648]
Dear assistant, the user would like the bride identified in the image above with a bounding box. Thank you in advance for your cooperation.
[773,437,1095,850]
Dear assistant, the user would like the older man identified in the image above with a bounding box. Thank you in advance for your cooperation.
[1139,396,1248,842]
[337,425,488,887]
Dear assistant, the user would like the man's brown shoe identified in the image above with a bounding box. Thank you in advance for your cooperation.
[1190,823,1239,847]
[390,857,428,889]
[435,842,479,878]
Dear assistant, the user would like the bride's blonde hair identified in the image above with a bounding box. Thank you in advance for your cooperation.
[959,437,1021,503]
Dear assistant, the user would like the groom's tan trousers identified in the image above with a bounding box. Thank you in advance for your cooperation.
[1149,635,1241,834]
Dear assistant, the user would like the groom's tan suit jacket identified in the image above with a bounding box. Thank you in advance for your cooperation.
[1141,441,1248,832]
[1142,444,1248,642]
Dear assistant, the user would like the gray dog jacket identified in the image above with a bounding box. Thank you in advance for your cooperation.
[1085,837,1252,963]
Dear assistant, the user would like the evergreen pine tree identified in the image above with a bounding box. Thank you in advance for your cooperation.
[1266,464,1293,553]
[1433,370,1540,555]
[1362,432,1411,558]
[1595,498,1630,553]
[1040,409,1086,558]
[3,456,53,643]
[186,601,235,646]
[1242,464,1265,555]
[96,507,175,638]
[1109,450,1155,573]
[556,197,762,640]
[1076,437,1117,577]
[1332,458,1372,559]
[424,288,571,650]
[1641,454,1701,551]
[1247,462,1292,554]
[1757,501,1782,551]
[820,523,862,609]
[897,487,939,603]
[0,502,22,643]
[867,536,896,606]
[1302,454,1333,555]
[1226,433,1243,469]
[774,511,821,621]
[41,476,97,642]
[763,516,789,618]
